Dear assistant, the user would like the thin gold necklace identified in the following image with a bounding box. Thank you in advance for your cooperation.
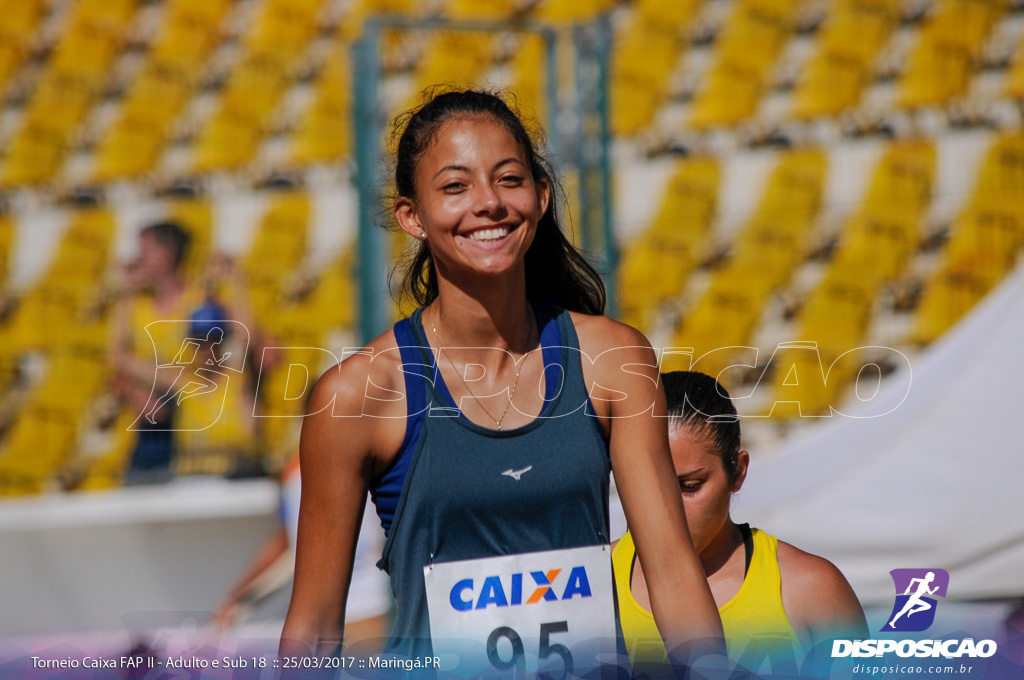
[429,306,534,432]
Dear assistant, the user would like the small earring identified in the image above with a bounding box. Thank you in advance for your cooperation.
[419,232,426,239]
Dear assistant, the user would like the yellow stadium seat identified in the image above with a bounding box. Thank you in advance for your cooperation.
[786,0,901,118]
[791,51,868,119]
[93,117,167,181]
[0,404,80,495]
[898,0,1006,108]
[909,133,1024,345]
[245,0,325,60]
[612,27,685,135]
[1,120,70,187]
[688,62,765,129]
[618,157,720,329]
[292,48,351,165]
[243,191,311,319]
[0,0,46,91]
[912,263,994,344]
[307,250,357,332]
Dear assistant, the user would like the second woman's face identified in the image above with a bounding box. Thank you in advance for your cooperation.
[397,114,550,280]
[669,426,742,555]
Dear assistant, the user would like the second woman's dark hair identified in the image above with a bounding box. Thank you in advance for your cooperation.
[390,89,606,315]
[662,371,743,485]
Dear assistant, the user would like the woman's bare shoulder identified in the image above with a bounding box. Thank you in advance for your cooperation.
[776,539,868,641]
[311,329,404,410]
[568,312,653,357]
[302,327,409,476]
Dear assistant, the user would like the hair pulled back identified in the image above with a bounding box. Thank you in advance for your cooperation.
[390,89,605,315]
[662,371,743,485]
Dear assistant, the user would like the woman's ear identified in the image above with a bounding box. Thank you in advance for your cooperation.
[733,450,750,493]
[536,177,551,218]
[394,197,426,240]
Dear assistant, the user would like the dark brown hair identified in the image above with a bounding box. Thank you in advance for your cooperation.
[662,371,743,485]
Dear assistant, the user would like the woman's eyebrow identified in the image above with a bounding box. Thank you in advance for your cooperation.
[493,157,523,170]
[676,467,706,478]
[433,164,471,179]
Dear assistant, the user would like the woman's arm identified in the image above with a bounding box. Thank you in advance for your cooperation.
[777,542,869,650]
[590,322,726,663]
[278,357,380,658]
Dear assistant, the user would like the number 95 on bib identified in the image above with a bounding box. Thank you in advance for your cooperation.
[423,545,618,679]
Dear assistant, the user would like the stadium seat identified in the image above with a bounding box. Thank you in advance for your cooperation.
[292,48,351,166]
[791,0,901,118]
[911,134,1024,344]
[689,0,797,128]
[0,403,79,495]
[242,191,311,320]
[898,0,1007,109]
[0,0,46,93]
[611,0,703,135]
[619,157,719,329]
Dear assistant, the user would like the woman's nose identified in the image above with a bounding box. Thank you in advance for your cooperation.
[472,182,505,216]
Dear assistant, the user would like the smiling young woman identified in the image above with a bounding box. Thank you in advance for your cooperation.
[279,90,724,676]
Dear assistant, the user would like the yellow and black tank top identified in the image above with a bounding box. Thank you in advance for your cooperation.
[613,525,802,677]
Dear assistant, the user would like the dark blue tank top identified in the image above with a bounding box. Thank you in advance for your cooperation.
[368,302,612,660]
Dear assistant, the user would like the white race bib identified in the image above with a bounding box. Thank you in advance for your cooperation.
[423,545,617,679]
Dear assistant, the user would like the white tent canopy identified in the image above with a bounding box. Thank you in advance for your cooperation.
[735,262,1024,606]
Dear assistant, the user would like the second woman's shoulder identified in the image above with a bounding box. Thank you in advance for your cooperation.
[775,539,869,642]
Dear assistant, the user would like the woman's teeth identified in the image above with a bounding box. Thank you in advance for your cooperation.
[468,227,509,242]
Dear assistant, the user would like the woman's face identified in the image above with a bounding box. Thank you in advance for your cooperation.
[394,114,550,281]
[669,425,748,554]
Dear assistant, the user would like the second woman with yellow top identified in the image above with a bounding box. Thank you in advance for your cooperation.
[613,371,868,678]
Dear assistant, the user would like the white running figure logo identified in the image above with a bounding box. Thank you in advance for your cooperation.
[144,327,232,425]
[889,571,939,628]
[502,466,533,481]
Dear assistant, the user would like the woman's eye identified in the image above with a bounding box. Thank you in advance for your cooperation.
[499,175,524,186]
[443,182,465,192]
[679,480,703,492]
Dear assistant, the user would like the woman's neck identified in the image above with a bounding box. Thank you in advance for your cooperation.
[431,270,535,353]
[699,520,745,579]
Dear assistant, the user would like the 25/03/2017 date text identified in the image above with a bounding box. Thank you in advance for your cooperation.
[281,656,442,670]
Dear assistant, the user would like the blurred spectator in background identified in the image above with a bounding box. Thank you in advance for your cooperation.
[111,222,261,484]
[111,221,201,485]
